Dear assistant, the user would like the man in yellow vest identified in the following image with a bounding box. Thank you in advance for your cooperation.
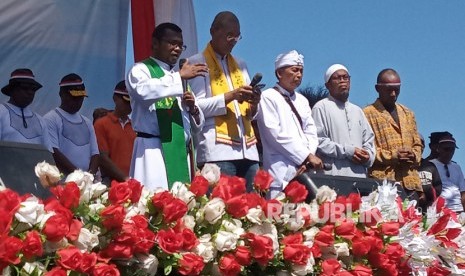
[126,23,208,190]
[188,11,261,191]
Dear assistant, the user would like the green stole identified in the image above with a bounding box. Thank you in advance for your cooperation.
[142,58,190,189]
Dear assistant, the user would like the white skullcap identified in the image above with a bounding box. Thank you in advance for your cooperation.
[275,50,304,70]
[324,64,349,83]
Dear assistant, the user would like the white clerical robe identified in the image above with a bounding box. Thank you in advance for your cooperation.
[311,95,375,177]
[256,85,318,197]
[126,57,204,191]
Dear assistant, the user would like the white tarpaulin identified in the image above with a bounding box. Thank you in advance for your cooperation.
[0,0,130,118]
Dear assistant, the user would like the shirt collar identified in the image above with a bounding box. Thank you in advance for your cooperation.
[328,94,348,107]
[275,83,295,98]
[151,57,174,71]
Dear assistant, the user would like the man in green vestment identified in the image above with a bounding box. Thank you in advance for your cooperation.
[126,23,208,190]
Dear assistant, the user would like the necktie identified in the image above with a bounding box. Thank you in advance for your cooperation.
[21,108,28,128]
[444,164,450,178]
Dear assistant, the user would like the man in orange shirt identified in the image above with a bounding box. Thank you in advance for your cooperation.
[94,81,136,182]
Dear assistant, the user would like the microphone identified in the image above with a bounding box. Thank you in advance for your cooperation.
[179,58,188,93]
[249,73,262,87]
[304,162,332,171]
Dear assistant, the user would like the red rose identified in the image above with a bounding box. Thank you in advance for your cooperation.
[101,242,133,259]
[367,252,389,269]
[283,244,311,265]
[335,220,356,240]
[245,193,266,210]
[314,228,334,247]
[234,245,252,266]
[346,193,361,211]
[350,264,372,276]
[162,198,188,223]
[66,218,83,242]
[219,253,242,276]
[244,233,274,266]
[181,228,199,250]
[100,205,125,230]
[427,262,451,276]
[108,181,132,205]
[226,195,249,218]
[45,267,68,276]
[321,259,342,275]
[44,199,73,221]
[0,209,13,235]
[0,235,23,264]
[134,228,156,254]
[177,253,205,276]
[283,181,308,203]
[253,169,273,191]
[384,243,405,263]
[22,230,43,259]
[0,188,21,214]
[57,246,82,271]
[380,222,400,236]
[281,233,303,245]
[80,252,98,273]
[151,191,174,210]
[157,229,183,254]
[360,208,382,227]
[263,199,282,219]
[211,175,246,202]
[190,175,209,197]
[352,238,371,257]
[127,178,143,203]
[51,182,80,210]
[43,214,70,242]
[131,215,148,229]
[91,263,120,276]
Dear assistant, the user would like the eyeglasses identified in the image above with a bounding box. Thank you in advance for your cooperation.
[376,83,401,91]
[444,164,450,178]
[160,39,187,51]
[330,74,351,82]
[226,34,242,42]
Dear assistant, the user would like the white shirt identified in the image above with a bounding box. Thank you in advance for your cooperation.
[0,103,52,151]
[431,158,465,212]
[187,52,259,163]
[256,84,318,192]
[312,95,375,177]
[126,57,204,190]
[44,107,99,171]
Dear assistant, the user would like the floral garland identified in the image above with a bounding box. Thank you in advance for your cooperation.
[0,161,464,276]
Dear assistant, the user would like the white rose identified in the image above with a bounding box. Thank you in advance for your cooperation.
[44,239,68,254]
[34,161,61,188]
[136,254,159,275]
[15,195,46,226]
[246,207,263,225]
[182,215,196,230]
[171,182,196,210]
[65,170,94,190]
[88,203,106,218]
[303,227,320,242]
[203,197,225,224]
[194,234,217,263]
[285,217,305,231]
[214,230,239,252]
[315,185,337,203]
[22,262,46,276]
[291,255,315,275]
[334,242,350,257]
[73,227,100,251]
[221,219,244,236]
[89,182,107,199]
[201,163,221,185]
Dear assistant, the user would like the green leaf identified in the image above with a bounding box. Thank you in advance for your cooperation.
[164,264,172,275]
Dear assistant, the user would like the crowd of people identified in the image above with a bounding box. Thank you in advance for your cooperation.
[1,11,464,214]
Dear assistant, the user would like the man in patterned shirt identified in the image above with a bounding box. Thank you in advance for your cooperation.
[363,68,423,197]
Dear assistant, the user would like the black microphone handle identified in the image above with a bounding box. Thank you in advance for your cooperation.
[249,73,262,87]
[178,58,188,92]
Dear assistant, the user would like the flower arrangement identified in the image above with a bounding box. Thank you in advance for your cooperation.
[1,161,465,275]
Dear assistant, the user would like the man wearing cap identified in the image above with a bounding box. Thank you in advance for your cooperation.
[363,68,423,196]
[44,73,99,176]
[94,81,136,183]
[187,11,261,191]
[0,68,52,151]
[430,133,465,213]
[126,22,208,191]
[311,64,375,177]
[256,50,323,197]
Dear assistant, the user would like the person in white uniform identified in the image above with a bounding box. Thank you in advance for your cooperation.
[311,64,375,177]
[187,11,261,190]
[256,50,323,197]
[44,73,99,176]
[126,22,208,191]
[0,68,51,151]
[430,133,465,213]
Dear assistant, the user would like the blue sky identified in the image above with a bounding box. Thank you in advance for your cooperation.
[193,0,465,166]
